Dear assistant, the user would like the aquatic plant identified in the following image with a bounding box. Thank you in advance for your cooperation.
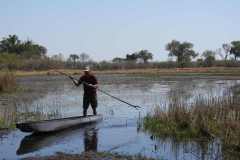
[144,92,240,154]
[0,70,17,93]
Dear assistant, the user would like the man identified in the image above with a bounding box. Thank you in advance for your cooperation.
[72,66,98,116]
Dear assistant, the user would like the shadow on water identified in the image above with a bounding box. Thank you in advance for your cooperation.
[17,123,98,155]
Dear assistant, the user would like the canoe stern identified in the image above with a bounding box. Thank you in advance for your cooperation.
[16,123,34,133]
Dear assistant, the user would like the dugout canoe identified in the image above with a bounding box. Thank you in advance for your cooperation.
[16,115,103,133]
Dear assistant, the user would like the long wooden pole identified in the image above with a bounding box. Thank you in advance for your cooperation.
[55,70,141,109]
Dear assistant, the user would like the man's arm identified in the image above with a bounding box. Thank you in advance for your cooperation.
[91,75,98,89]
[72,76,82,87]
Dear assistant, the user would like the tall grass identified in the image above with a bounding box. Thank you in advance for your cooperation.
[144,93,240,153]
[0,70,17,93]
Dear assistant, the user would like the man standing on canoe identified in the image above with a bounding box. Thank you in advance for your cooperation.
[72,66,98,116]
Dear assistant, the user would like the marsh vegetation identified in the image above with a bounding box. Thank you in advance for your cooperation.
[0,70,17,93]
[144,87,240,157]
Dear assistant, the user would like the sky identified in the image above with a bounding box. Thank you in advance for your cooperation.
[0,0,240,61]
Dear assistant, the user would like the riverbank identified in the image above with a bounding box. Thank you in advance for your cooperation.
[24,152,157,160]
[11,67,240,77]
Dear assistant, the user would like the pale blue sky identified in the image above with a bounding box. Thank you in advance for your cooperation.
[0,0,240,61]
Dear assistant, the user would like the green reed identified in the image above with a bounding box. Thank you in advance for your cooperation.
[144,92,240,153]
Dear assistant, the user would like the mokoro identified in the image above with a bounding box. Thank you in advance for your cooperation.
[16,115,103,133]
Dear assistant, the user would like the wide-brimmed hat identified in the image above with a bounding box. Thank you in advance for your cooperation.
[83,66,90,72]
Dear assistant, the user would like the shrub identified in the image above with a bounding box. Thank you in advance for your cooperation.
[0,53,22,70]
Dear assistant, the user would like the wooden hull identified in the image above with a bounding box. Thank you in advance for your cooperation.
[16,115,103,133]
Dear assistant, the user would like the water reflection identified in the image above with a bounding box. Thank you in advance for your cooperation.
[84,128,98,152]
[17,124,98,155]
[150,136,222,160]
[0,97,16,128]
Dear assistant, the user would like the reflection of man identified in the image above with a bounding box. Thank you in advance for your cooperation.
[84,129,98,152]
[73,66,98,116]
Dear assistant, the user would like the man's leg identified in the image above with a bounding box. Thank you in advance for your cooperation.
[93,107,97,115]
[90,95,98,115]
[83,95,90,116]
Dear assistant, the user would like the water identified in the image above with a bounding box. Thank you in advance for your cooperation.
[0,74,239,159]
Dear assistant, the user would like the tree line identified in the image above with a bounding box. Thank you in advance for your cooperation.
[165,40,240,67]
[111,40,240,68]
[0,34,240,70]
[0,35,47,58]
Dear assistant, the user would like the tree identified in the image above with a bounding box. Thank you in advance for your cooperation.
[21,40,47,58]
[38,45,47,58]
[196,58,204,67]
[137,50,153,63]
[112,57,125,63]
[126,53,138,62]
[166,40,197,68]
[0,35,47,58]
[69,54,79,66]
[202,50,216,67]
[0,35,21,54]
[51,53,64,61]
[222,43,231,60]
[79,53,90,63]
[230,41,240,60]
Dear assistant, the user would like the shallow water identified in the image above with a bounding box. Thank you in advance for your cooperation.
[0,74,239,159]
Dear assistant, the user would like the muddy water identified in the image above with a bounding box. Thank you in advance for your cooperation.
[0,74,239,159]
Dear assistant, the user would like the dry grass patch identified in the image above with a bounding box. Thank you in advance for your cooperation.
[0,70,17,93]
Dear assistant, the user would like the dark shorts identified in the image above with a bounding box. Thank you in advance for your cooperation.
[83,94,97,109]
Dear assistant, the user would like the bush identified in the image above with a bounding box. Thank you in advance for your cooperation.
[0,53,22,70]
[204,56,215,67]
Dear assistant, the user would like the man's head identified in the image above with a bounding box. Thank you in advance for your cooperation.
[83,66,90,75]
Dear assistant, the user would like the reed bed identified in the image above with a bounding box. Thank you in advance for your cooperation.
[0,70,16,93]
[144,93,240,153]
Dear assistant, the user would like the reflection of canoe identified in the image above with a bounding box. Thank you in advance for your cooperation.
[16,115,103,133]
[17,124,98,155]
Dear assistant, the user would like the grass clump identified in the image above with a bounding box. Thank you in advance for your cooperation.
[0,70,17,93]
[0,117,15,129]
[144,94,240,153]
